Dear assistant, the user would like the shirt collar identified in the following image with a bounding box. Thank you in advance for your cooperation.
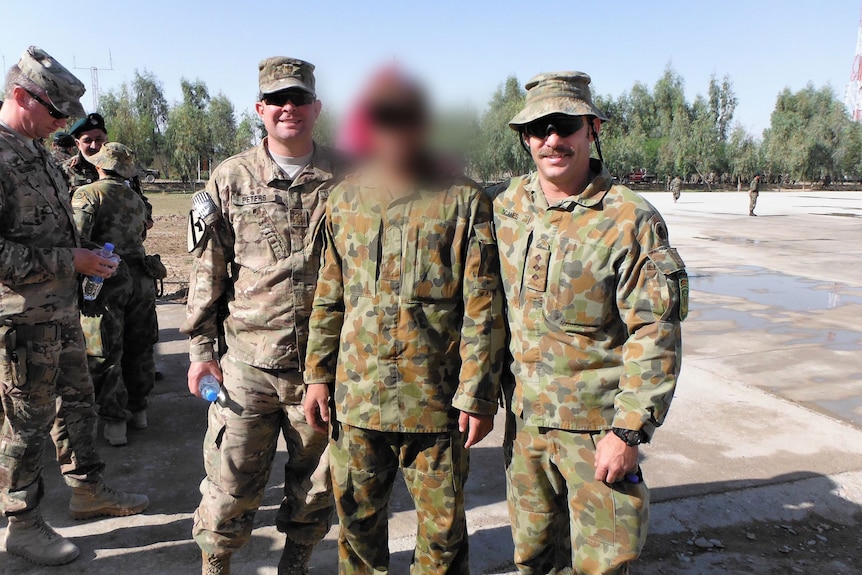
[257,138,335,187]
[527,159,613,210]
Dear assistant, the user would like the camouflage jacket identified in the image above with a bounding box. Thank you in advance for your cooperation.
[670,177,682,192]
[181,140,346,369]
[63,151,99,192]
[304,170,504,433]
[749,178,760,193]
[71,176,149,263]
[494,161,685,437]
[0,122,80,324]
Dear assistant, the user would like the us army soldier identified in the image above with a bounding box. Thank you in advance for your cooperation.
[494,72,686,575]
[0,46,148,567]
[181,57,346,575]
[304,70,503,575]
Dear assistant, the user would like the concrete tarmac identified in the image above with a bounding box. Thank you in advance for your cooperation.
[1,190,861,574]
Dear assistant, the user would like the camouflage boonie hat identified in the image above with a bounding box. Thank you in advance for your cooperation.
[509,71,609,128]
[90,142,136,179]
[17,46,86,118]
[258,56,316,97]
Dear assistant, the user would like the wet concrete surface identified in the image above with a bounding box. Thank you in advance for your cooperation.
[3,191,862,574]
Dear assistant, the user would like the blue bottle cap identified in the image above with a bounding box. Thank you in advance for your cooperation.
[103,243,115,253]
[202,387,219,402]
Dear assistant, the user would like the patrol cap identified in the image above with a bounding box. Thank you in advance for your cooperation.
[16,46,86,118]
[70,113,107,137]
[509,71,609,128]
[90,142,136,179]
[258,56,316,97]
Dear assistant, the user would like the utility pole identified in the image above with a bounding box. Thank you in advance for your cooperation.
[846,5,862,122]
[74,51,113,112]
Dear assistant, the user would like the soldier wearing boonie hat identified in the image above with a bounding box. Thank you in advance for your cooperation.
[182,55,347,575]
[493,72,687,575]
[0,46,149,568]
[88,141,137,180]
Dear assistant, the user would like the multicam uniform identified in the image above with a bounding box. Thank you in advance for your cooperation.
[182,140,344,557]
[72,176,157,423]
[670,177,682,202]
[749,177,760,215]
[304,171,503,575]
[0,122,105,515]
[63,152,154,225]
[494,161,685,575]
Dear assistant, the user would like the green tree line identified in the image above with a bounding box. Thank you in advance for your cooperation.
[99,67,862,187]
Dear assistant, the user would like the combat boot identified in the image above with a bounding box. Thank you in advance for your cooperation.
[202,551,231,574]
[69,482,149,520]
[277,537,313,575]
[104,420,128,446]
[130,410,148,430]
[3,509,80,566]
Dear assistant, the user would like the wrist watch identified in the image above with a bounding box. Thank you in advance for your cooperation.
[612,427,649,446]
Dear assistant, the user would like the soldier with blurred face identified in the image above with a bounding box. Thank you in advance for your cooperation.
[182,56,346,575]
[494,72,686,575]
[0,46,148,568]
[304,70,503,575]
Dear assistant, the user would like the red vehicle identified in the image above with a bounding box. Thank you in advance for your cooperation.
[623,169,657,184]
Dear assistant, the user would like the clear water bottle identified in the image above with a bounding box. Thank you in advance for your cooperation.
[199,374,225,403]
[82,243,116,301]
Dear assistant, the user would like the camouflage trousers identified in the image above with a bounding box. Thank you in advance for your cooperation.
[80,263,158,421]
[504,414,648,575]
[331,423,469,575]
[193,354,332,557]
[749,191,759,214]
[0,316,105,515]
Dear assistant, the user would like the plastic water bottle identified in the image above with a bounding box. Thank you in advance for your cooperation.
[82,243,116,301]
[199,374,224,403]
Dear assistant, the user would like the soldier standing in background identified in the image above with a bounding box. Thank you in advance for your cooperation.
[0,46,148,567]
[72,143,158,447]
[50,132,75,165]
[494,72,686,574]
[670,175,682,203]
[63,113,107,191]
[749,174,761,216]
[303,71,503,575]
[182,56,346,575]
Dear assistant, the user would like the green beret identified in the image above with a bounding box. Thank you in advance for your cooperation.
[70,113,107,137]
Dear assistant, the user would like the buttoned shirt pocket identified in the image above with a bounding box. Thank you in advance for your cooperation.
[409,218,460,302]
[232,198,289,272]
[338,211,379,299]
[645,247,687,321]
[544,238,614,332]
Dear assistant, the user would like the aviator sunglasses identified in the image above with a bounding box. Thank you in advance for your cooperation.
[263,90,316,108]
[24,88,69,120]
[523,115,586,140]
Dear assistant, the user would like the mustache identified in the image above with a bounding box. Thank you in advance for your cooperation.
[537,146,574,158]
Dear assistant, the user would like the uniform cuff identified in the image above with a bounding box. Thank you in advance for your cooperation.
[304,367,334,385]
[452,393,499,416]
[189,342,216,363]
[611,413,656,439]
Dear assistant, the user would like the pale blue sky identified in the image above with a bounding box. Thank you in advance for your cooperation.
[2,0,860,136]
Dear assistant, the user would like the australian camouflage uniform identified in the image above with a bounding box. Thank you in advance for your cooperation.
[72,159,157,424]
[304,169,505,574]
[0,122,107,516]
[749,177,760,215]
[494,163,686,575]
[181,140,347,558]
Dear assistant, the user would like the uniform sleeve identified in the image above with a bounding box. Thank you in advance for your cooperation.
[0,179,76,285]
[71,187,101,250]
[451,189,504,416]
[613,213,685,438]
[180,178,233,362]
[304,200,345,385]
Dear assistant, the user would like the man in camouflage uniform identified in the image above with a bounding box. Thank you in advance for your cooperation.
[182,57,346,575]
[72,142,158,447]
[0,46,148,567]
[304,71,503,575]
[670,175,682,203]
[50,132,75,166]
[749,174,761,216]
[493,72,686,575]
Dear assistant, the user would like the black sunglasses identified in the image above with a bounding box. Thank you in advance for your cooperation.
[523,115,586,140]
[263,90,316,108]
[24,88,68,120]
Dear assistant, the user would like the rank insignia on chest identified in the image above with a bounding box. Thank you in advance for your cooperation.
[678,273,689,321]
[289,209,309,227]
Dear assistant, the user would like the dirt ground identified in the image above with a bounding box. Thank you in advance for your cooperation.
[144,192,195,299]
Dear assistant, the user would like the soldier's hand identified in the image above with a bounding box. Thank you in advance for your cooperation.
[594,432,639,484]
[72,248,119,278]
[304,384,331,434]
[459,412,494,448]
[188,360,222,398]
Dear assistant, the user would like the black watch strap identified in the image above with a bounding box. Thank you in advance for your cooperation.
[612,427,648,446]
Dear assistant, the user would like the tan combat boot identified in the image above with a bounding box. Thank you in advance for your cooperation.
[203,550,231,574]
[3,509,80,566]
[69,482,149,520]
[278,537,313,575]
[103,420,128,446]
